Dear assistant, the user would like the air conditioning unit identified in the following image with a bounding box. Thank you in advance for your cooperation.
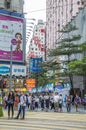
[10,0,23,14]
[0,0,5,9]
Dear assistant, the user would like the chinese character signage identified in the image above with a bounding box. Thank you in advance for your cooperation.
[29,57,42,73]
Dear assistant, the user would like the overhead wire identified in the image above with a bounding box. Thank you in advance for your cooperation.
[26,2,78,14]
[25,2,80,45]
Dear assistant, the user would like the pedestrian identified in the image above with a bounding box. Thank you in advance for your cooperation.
[53,92,59,112]
[14,92,26,119]
[7,91,15,119]
[3,93,8,109]
[66,95,71,112]
[83,94,86,109]
[26,93,31,110]
[50,92,54,110]
[44,93,50,112]
[41,95,44,111]
[14,94,19,109]
[34,95,39,111]
[59,94,63,112]
[74,94,81,112]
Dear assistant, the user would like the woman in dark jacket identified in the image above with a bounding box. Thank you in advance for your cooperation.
[7,91,15,119]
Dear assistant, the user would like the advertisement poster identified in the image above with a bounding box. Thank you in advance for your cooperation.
[0,13,23,62]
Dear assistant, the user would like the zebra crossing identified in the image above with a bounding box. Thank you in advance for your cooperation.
[0,111,86,130]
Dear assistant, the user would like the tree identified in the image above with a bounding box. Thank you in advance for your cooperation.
[29,60,60,87]
[69,54,86,94]
[49,23,82,93]
[69,56,86,76]
[29,65,49,87]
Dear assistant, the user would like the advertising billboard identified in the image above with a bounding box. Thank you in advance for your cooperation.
[26,78,36,91]
[0,13,24,62]
[29,57,42,73]
[0,64,26,76]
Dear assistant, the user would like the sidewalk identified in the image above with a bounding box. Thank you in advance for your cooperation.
[28,105,86,114]
[2,105,86,119]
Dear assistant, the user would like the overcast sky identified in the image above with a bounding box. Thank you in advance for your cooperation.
[24,0,46,53]
[24,0,46,23]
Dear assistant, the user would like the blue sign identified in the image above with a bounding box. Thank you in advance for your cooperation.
[29,57,42,73]
[0,66,10,74]
[54,85,63,91]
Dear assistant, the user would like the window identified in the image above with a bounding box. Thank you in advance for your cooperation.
[77,1,80,5]
[35,33,37,35]
[5,0,11,9]
[82,1,84,5]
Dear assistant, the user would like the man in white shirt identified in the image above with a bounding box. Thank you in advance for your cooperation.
[53,92,59,112]
[14,93,26,119]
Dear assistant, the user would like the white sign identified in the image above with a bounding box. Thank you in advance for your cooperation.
[12,65,26,76]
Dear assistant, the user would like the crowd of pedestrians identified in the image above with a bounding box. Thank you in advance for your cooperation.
[2,91,86,119]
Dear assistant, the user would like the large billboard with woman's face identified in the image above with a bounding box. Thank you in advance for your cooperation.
[0,13,24,62]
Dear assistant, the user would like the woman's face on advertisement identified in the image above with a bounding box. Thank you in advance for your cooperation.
[16,34,22,40]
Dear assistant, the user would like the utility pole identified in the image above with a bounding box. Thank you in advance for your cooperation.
[9,44,12,91]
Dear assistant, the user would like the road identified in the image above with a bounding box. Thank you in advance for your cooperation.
[0,110,86,130]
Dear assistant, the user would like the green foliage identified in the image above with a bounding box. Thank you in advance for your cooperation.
[57,35,81,44]
[69,56,86,75]
[80,42,86,51]
[30,61,60,87]
[49,24,83,65]
[49,23,85,89]
[0,105,3,117]
[58,24,78,33]
[49,42,82,57]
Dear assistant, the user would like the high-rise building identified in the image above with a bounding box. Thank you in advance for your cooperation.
[27,20,46,61]
[0,0,24,13]
[46,0,86,56]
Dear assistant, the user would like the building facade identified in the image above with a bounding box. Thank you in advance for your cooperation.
[46,0,86,57]
[65,6,86,92]
[0,0,23,13]
[27,20,46,61]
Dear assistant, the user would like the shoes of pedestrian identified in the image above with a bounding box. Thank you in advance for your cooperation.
[14,117,18,119]
[8,116,10,119]
[20,118,25,120]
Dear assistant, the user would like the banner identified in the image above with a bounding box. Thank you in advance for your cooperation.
[29,57,42,72]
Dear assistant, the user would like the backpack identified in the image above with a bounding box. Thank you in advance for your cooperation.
[75,97,81,104]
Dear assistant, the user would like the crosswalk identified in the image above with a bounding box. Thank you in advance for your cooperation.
[0,111,86,130]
